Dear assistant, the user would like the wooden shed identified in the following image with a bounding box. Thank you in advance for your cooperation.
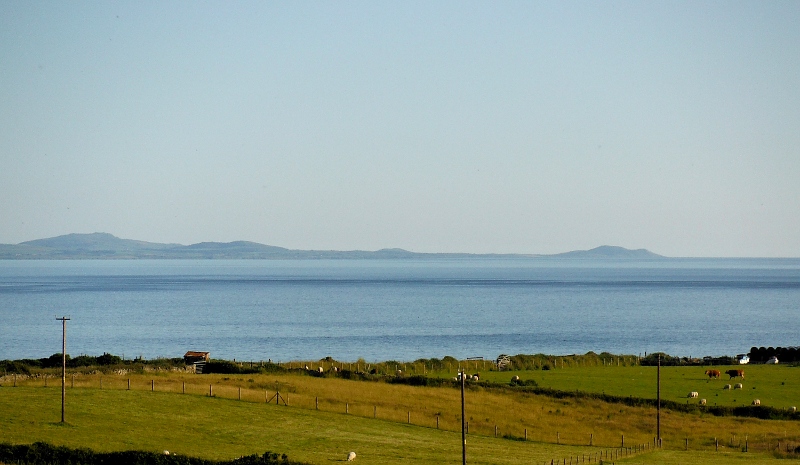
[184,351,210,364]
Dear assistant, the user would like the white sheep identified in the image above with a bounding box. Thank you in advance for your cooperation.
[511,375,520,382]
[790,406,797,412]
[318,366,324,373]
[723,384,732,390]
[752,399,761,406]
[347,451,356,461]
[700,399,707,405]
[734,383,743,389]
[688,391,699,398]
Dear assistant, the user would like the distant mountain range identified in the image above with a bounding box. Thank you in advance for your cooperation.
[0,233,665,260]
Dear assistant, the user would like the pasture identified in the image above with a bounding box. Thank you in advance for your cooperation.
[484,364,800,409]
[2,363,800,464]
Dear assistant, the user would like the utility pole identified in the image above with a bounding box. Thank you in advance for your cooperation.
[56,316,70,423]
[657,354,661,447]
[460,369,466,465]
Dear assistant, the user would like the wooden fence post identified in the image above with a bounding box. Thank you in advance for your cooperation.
[436,415,439,429]
[238,387,241,400]
[346,403,349,414]
[71,374,74,388]
[374,406,376,418]
[127,378,130,390]
[209,384,213,397]
[182,381,185,394]
[315,397,318,410]
[408,411,410,424]
[151,380,154,392]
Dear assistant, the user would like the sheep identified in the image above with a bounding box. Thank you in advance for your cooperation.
[700,399,707,405]
[688,391,699,398]
[511,375,520,382]
[318,366,324,373]
[163,451,170,456]
[472,374,480,381]
[723,384,732,390]
[347,451,356,461]
[790,406,797,413]
[752,399,761,406]
[734,383,743,390]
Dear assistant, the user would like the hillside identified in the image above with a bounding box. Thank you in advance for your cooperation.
[0,233,663,260]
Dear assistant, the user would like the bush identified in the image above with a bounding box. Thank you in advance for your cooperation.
[0,442,305,465]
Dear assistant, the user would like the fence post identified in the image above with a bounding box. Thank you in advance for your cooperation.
[525,428,527,440]
[408,411,410,424]
[238,387,241,400]
[557,432,560,444]
[182,381,185,394]
[151,380,154,392]
[346,403,349,414]
[437,415,439,429]
[590,433,593,446]
[100,377,102,389]
[374,406,376,418]
[127,379,130,390]
[494,425,498,438]
[316,397,318,410]
[209,384,213,397]
[71,374,74,388]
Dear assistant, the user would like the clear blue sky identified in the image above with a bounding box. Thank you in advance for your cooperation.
[2,1,798,257]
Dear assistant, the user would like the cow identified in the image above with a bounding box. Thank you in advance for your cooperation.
[725,369,744,380]
[705,369,721,379]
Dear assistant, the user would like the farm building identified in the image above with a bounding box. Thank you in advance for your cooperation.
[184,351,210,364]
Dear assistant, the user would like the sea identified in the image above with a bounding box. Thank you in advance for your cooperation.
[1,258,799,363]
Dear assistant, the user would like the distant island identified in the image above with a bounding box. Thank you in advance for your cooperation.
[0,232,665,260]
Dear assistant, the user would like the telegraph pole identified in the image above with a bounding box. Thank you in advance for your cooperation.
[460,369,466,465]
[56,316,70,423]
[657,354,661,447]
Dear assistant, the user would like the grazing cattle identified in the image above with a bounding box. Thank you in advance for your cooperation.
[725,369,745,380]
[688,391,699,398]
[752,399,761,406]
[723,384,732,390]
[700,399,707,405]
[705,369,721,379]
[734,383,743,389]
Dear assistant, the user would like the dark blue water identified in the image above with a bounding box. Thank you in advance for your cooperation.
[1,258,799,362]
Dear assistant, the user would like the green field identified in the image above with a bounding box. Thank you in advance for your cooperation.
[2,363,799,464]
[481,364,800,409]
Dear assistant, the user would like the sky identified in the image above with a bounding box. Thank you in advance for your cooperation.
[1,2,799,257]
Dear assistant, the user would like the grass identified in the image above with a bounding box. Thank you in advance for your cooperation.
[477,363,800,408]
[3,366,800,464]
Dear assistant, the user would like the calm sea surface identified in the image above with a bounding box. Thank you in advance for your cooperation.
[1,258,799,362]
